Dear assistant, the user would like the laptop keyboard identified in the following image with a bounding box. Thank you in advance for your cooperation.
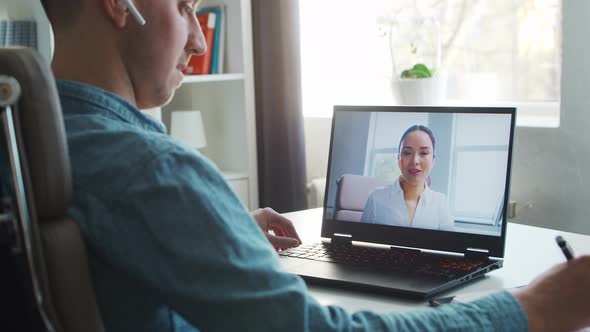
[279,242,486,279]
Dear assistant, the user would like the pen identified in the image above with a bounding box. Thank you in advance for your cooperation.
[555,235,575,261]
[428,296,455,307]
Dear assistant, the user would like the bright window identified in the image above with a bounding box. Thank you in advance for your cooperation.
[299,0,562,124]
[449,114,511,224]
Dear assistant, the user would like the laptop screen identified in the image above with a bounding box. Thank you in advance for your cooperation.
[322,106,515,255]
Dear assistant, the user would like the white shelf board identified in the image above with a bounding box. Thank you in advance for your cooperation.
[182,73,245,84]
[222,171,249,181]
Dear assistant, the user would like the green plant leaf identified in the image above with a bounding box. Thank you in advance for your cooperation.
[412,64,432,77]
[400,63,433,79]
[400,70,412,78]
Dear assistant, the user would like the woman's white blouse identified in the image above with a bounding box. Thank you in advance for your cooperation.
[360,179,454,231]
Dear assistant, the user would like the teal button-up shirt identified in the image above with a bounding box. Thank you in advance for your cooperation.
[58,79,529,331]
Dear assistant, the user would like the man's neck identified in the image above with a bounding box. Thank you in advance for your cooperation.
[51,31,137,106]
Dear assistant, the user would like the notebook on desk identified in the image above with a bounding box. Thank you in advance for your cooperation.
[279,105,516,299]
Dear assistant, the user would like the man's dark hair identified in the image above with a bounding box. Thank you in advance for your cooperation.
[40,0,48,12]
[39,0,83,29]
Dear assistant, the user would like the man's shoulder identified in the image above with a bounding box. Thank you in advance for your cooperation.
[65,115,211,188]
[65,112,171,154]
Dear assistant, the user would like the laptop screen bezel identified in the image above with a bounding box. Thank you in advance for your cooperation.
[321,105,515,258]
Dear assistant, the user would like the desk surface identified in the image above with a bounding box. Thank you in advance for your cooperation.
[282,208,590,313]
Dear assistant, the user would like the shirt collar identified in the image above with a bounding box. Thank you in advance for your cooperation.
[56,79,167,134]
[395,177,433,194]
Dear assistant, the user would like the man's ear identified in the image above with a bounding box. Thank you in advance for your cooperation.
[102,0,131,28]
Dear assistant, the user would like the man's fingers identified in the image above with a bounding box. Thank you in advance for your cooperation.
[273,228,286,237]
[258,207,303,245]
[269,214,302,243]
[267,234,299,250]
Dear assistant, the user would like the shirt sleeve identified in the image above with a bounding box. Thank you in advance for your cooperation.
[360,192,376,223]
[91,146,529,331]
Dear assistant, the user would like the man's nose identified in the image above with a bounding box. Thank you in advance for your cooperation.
[187,21,207,56]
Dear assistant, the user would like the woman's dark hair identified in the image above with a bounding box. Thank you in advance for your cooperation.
[397,125,436,158]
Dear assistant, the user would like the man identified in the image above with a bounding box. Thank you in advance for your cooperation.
[39,0,590,331]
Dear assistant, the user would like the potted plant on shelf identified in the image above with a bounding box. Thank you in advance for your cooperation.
[383,13,446,105]
[394,61,445,106]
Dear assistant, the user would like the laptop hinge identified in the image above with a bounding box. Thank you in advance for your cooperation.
[331,233,352,245]
[389,245,421,254]
[464,248,490,260]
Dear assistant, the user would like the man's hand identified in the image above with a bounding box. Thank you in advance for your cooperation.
[251,207,302,251]
[514,256,590,332]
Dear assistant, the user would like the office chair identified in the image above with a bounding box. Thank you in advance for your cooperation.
[334,174,389,222]
[0,47,104,332]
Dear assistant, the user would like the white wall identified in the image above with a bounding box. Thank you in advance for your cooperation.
[305,116,332,184]
[508,0,590,235]
[305,0,590,235]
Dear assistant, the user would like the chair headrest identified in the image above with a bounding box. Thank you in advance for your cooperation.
[336,174,389,211]
[0,47,72,218]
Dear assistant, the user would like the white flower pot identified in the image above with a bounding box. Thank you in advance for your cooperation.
[392,77,446,105]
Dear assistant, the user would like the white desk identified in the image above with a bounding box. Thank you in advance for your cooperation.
[282,208,590,313]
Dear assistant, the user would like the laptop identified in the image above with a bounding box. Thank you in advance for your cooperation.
[279,105,516,299]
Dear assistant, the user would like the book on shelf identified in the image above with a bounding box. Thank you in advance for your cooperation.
[184,12,216,75]
[197,5,225,74]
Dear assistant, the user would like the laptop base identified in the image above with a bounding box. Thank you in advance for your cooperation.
[280,255,502,300]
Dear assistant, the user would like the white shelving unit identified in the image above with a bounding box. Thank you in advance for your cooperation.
[4,0,259,210]
[182,73,245,83]
[162,0,259,210]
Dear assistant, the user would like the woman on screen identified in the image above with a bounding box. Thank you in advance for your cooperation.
[360,125,454,231]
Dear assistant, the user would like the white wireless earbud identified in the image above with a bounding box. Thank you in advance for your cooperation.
[119,0,146,26]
